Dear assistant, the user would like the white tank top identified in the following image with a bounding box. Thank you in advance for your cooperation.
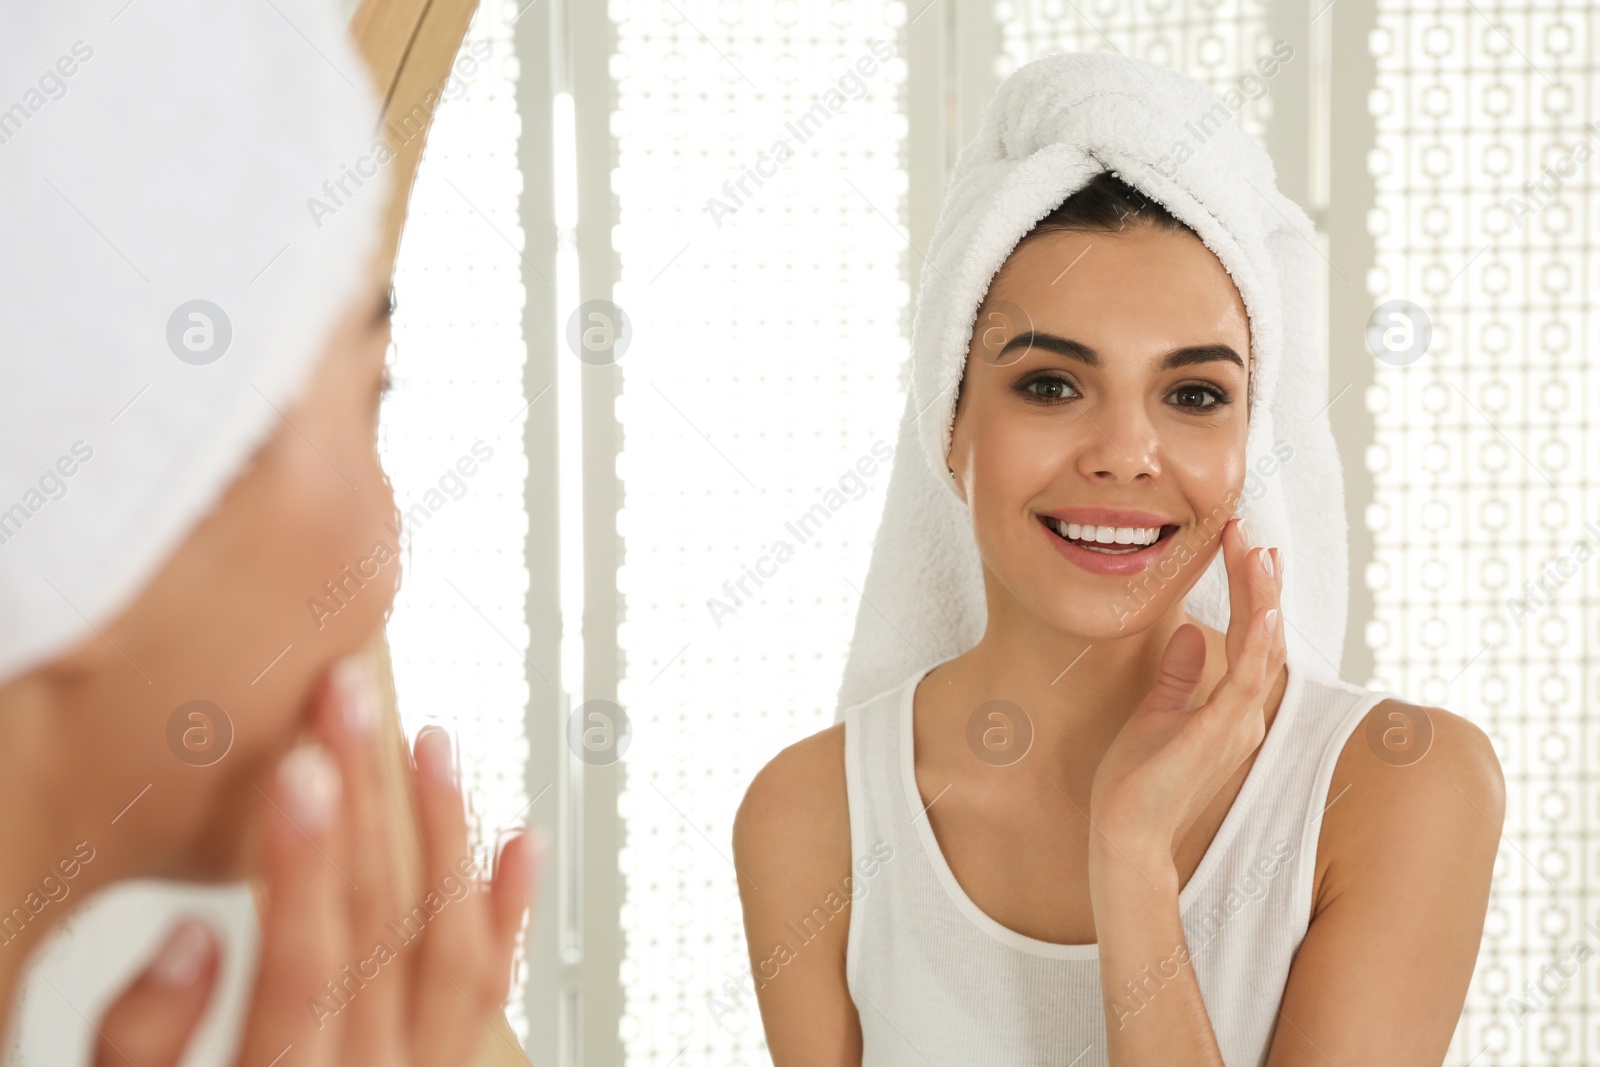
[842,655,1400,1066]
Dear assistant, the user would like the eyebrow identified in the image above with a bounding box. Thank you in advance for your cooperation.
[996,331,1245,372]
[374,287,395,325]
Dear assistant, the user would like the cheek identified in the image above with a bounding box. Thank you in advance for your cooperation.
[959,412,1075,562]
[965,409,1070,502]
[1165,427,1248,525]
[208,425,397,762]
[273,432,400,644]
[210,358,398,702]
[274,333,402,644]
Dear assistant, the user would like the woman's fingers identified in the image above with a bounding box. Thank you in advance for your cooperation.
[1236,526,1286,690]
[1198,596,1283,747]
[1268,546,1286,660]
[313,660,399,912]
[93,919,219,1067]
[234,744,346,1067]
[1218,517,1243,660]
[1220,517,1284,680]
[485,829,541,999]
[1140,623,1208,718]
[1220,517,1261,666]
[309,656,406,1057]
[407,726,497,1064]
[491,831,540,944]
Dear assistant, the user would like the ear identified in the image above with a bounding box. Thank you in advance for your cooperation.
[945,393,969,501]
[946,456,967,502]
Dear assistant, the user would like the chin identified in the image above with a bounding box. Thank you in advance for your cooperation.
[1050,596,1161,640]
[1009,566,1187,640]
[165,735,294,883]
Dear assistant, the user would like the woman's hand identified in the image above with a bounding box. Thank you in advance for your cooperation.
[90,656,542,1067]
[1087,516,1286,863]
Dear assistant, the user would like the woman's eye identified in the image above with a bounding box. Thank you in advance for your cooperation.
[1021,374,1077,402]
[1170,383,1229,410]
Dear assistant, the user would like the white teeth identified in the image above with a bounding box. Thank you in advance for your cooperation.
[1052,520,1163,546]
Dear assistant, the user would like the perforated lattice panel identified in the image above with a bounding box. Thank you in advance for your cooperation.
[996,0,1275,145]
[609,1,909,1062]
[1366,5,1591,1063]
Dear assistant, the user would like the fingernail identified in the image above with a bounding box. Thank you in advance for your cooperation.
[278,744,341,834]
[151,919,213,987]
[416,725,456,787]
[1237,517,1250,544]
[1274,547,1284,579]
[1264,608,1279,635]
[335,656,376,735]
[1261,548,1274,579]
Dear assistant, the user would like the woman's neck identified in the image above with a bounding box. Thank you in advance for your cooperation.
[919,599,1233,774]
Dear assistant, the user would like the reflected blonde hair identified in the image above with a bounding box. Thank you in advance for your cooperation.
[249,1,531,1060]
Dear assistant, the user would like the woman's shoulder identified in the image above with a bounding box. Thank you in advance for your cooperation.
[1323,698,1503,819]
[1311,697,1504,919]
[732,668,921,876]
[734,678,909,850]
[733,722,867,1051]
[734,722,849,863]
[732,724,855,988]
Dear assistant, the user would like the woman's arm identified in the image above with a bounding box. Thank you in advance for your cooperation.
[1264,702,1504,1065]
[1089,700,1503,1066]
[1089,834,1223,1063]
[732,724,862,1066]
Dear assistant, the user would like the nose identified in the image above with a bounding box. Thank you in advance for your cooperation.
[1073,402,1160,484]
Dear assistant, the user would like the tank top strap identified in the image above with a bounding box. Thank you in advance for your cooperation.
[841,674,919,989]
[1178,660,1402,942]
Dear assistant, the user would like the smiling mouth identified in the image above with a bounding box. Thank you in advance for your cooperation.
[1037,515,1180,555]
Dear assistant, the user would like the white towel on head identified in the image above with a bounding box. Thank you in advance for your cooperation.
[835,51,1349,716]
[0,0,387,683]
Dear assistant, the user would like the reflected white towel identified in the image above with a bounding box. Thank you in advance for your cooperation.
[0,0,386,683]
[836,52,1348,715]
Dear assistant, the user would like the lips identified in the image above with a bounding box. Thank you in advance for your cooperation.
[1036,513,1180,577]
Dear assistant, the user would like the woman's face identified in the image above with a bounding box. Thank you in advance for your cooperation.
[44,272,400,881]
[947,223,1252,640]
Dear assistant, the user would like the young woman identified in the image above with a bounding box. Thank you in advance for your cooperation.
[733,170,1504,1065]
[0,2,535,1063]
[0,276,535,1066]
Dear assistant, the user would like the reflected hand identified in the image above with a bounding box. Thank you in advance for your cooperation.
[91,659,541,1067]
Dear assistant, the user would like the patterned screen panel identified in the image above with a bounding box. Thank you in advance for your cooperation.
[1367,4,1590,1062]
[381,4,534,1044]
[609,1,909,1062]
[996,0,1274,144]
